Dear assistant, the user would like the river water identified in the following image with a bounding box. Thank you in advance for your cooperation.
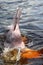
[0,0,43,65]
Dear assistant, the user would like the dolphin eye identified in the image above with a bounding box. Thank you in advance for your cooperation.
[5,29,9,33]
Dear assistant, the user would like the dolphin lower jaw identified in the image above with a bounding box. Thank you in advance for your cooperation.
[10,41,25,50]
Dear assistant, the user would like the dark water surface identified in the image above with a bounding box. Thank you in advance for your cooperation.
[0,0,43,65]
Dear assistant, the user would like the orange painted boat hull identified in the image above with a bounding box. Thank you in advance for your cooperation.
[21,35,43,59]
[21,48,43,59]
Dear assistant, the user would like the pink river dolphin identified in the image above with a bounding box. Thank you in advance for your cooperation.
[3,8,25,53]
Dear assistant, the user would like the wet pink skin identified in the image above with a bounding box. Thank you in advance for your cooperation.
[4,8,25,49]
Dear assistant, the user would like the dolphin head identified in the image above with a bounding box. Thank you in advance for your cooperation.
[4,8,25,50]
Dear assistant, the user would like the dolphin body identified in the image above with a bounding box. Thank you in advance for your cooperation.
[3,8,25,53]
